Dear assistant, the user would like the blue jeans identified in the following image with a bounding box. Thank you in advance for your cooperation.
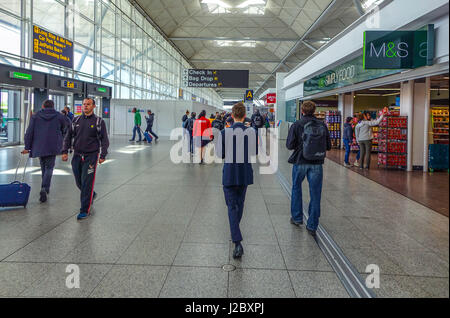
[290,164,323,231]
[131,125,142,141]
[343,139,351,164]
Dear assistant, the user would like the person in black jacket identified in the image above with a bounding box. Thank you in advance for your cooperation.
[22,100,69,203]
[62,98,109,220]
[286,101,331,236]
[343,117,354,167]
[145,110,159,141]
[186,112,196,154]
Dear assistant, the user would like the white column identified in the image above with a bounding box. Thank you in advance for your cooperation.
[275,73,287,140]
[400,80,415,172]
[423,77,431,172]
[412,82,427,169]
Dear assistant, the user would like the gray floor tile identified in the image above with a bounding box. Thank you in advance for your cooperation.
[383,250,449,278]
[21,263,112,298]
[90,265,169,298]
[289,271,349,298]
[62,238,132,264]
[159,267,227,298]
[174,243,229,267]
[228,269,295,298]
[0,262,55,297]
[117,239,180,265]
[229,244,286,270]
[280,244,332,271]
[365,274,430,298]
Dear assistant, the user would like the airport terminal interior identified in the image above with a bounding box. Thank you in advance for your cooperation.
[0,0,449,299]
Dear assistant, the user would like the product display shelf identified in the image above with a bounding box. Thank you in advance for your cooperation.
[372,126,379,152]
[377,115,408,170]
[431,106,449,145]
[325,111,341,149]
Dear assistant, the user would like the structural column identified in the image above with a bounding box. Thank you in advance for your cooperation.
[423,77,431,172]
[400,80,415,172]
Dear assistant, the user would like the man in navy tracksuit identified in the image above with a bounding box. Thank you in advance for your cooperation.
[62,98,109,220]
[22,100,69,203]
[217,102,257,259]
[144,110,159,141]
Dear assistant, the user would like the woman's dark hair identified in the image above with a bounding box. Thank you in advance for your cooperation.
[191,112,196,118]
[199,110,206,118]
[346,116,353,123]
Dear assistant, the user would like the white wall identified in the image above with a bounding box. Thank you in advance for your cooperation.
[412,83,427,167]
[110,99,221,137]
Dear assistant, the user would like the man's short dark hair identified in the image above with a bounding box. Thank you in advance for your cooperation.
[84,98,96,106]
[232,102,246,120]
[43,100,54,109]
[301,101,316,116]
[199,110,206,118]
[346,116,353,123]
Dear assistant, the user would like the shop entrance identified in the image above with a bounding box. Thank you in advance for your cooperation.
[0,87,21,146]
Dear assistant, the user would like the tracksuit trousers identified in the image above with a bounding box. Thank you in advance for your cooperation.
[39,155,56,193]
[71,153,98,214]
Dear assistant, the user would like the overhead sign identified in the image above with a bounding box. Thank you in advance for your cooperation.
[97,87,107,93]
[266,93,276,105]
[182,69,249,88]
[9,71,32,81]
[33,25,74,69]
[60,80,78,89]
[363,25,434,69]
[245,90,254,101]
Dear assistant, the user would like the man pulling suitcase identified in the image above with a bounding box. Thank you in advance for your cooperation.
[62,98,109,220]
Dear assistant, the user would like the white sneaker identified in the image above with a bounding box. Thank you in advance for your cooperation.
[344,163,352,168]
[353,161,360,167]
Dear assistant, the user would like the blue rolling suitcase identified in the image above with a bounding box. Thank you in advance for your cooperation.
[0,156,31,208]
[141,129,153,144]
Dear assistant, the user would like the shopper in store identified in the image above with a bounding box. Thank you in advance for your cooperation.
[129,107,142,142]
[355,110,385,169]
[192,110,213,164]
[22,99,69,203]
[343,117,354,167]
[218,102,257,259]
[62,98,109,220]
[286,101,331,237]
[144,110,159,141]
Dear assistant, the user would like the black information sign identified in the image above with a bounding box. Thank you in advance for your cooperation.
[183,69,249,88]
[33,25,74,69]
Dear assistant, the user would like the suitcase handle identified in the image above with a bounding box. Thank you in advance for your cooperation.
[14,155,30,183]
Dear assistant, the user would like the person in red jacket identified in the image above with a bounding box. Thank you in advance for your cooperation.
[192,110,213,164]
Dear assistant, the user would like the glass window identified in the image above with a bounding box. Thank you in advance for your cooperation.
[74,47,94,75]
[120,85,130,99]
[0,0,21,16]
[121,42,130,65]
[101,55,115,81]
[121,65,131,84]
[121,17,130,45]
[0,12,21,56]
[74,14,94,47]
[102,4,115,34]
[73,0,95,21]
[33,0,65,35]
[101,29,115,58]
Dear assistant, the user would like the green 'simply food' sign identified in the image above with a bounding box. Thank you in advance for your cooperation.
[363,25,434,69]
[303,55,402,96]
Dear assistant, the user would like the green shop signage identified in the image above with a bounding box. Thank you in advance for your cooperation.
[363,25,434,69]
[304,55,402,96]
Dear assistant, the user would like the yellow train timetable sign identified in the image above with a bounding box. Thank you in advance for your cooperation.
[33,25,74,69]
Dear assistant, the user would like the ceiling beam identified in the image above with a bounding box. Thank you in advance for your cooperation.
[255,0,338,96]
[170,37,298,42]
[302,40,317,52]
[353,0,366,16]
[191,59,280,63]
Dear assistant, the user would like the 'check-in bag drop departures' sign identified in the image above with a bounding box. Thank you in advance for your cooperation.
[183,69,249,88]
[363,25,434,69]
[33,25,74,69]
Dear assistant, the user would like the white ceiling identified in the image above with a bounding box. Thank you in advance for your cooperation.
[133,0,366,100]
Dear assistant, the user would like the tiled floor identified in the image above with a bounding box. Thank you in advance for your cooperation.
[277,143,449,298]
[326,149,449,216]
[0,137,448,298]
[0,137,347,298]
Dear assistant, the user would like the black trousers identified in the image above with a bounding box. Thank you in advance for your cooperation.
[71,153,98,214]
[145,125,158,139]
[39,155,56,193]
[223,185,248,243]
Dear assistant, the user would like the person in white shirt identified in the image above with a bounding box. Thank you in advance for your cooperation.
[355,112,384,169]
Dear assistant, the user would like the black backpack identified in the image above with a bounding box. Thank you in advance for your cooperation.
[254,115,262,127]
[302,119,327,161]
[186,118,194,132]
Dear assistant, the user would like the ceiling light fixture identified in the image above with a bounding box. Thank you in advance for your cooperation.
[237,0,266,8]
